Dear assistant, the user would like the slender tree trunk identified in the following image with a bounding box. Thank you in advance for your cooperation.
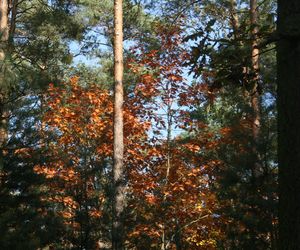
[161,111,171,250]
[249,0,263,244]
[250,0,261,147]
[9,0,18,38]
[249,0,262,191]
[0,0,8,60]
[0,0,9,169]
[112,0,125,249]
[277,0,300,248]
[229,0,240,40]
[161,83,173,250]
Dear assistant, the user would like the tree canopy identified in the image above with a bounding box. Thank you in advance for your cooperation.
[0,0,295,249]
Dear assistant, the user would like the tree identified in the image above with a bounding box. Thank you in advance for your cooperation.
[0,0,8,62]
[0,0,85,168]
[277,0,300,248]
[0,1,87,248]
[0,0,9,169]
[250,0,262,177]
[125,25,225,249]
[0,91,64,250]
[161,0,278,247]
[0,1,287,248]
[202,88,277,248]
[112,0,125,248]
[34,75,152,249]
[35,78,113,248]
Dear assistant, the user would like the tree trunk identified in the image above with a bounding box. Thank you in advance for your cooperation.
[161,96,172,250]
[249,4,263,227]
[0,0,9,169]
[112,0,125,249]
[9,0,18,38]
[277,0,300,248]
[250,0,261,146]
[229,0,240,40]
[249,0,263,244]
[0,0,9,60]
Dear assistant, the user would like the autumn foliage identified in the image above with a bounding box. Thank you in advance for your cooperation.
[0,0,279,248]
[32,25,229,249]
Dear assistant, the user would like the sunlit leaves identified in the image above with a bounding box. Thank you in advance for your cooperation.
[33,24,228,249]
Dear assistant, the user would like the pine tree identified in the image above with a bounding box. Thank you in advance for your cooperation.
[112,0,125,249]
[0,0,9,169]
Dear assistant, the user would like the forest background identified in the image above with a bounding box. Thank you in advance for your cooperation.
[0,0,294,249]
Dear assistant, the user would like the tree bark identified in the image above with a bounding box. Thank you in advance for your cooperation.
[161,91,172,250]
[0,0,9,60]
[277,0,300,248]
[0,0,9,169]
[112,0,125,249]
[249,0,263,244]
[250,0,261,146]
[9,0,18,38]
[229,0,240,40]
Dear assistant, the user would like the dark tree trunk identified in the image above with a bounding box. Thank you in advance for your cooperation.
[0,0,9,169]
[277,0,300,248]
[9,0,18,38]
[250,0,261,176]
[112,0,125,249]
